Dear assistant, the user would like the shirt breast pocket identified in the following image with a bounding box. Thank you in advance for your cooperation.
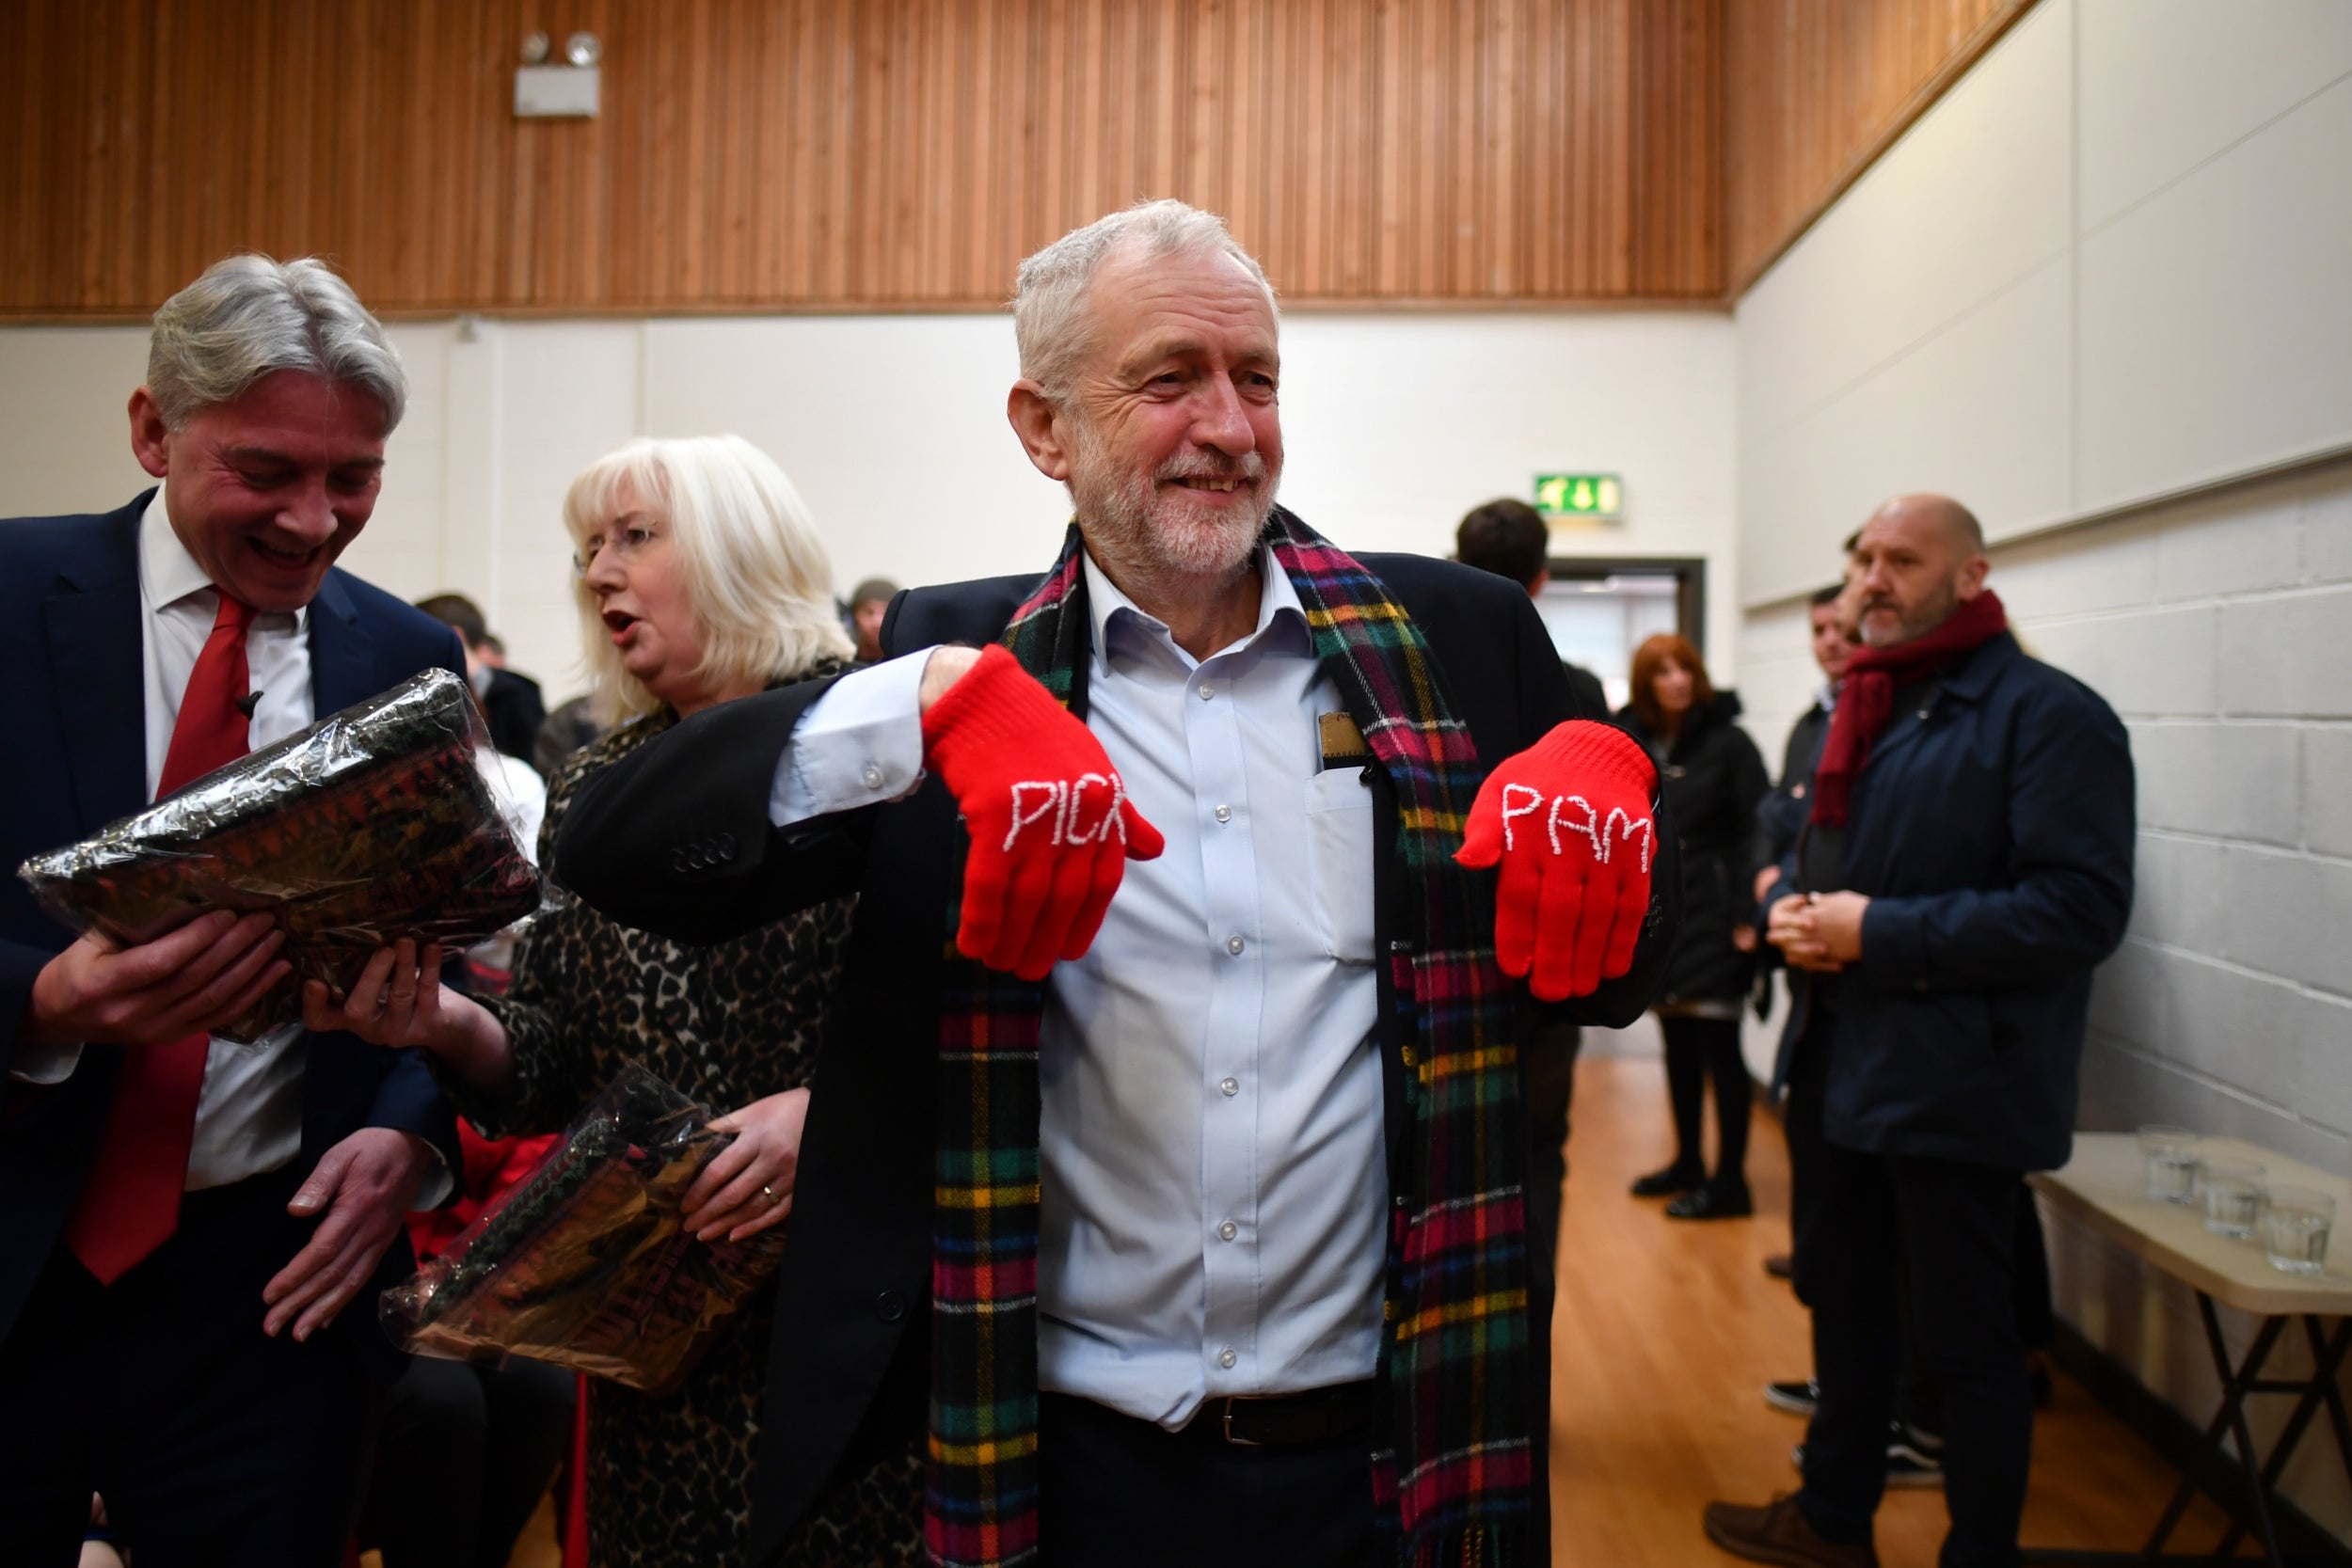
[1304,767,1376,964]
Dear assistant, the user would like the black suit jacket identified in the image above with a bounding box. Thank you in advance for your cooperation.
[0,492,466,1368]
[555,546,1680,1563]
[482,665,548,768]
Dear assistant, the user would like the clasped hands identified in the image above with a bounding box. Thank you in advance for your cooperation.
[1455,720,1659,1001]
[1766,890,1870,972]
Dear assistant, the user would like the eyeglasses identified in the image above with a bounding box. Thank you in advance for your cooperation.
[571,517,662,577]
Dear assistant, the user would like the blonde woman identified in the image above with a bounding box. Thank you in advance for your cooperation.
[308,436,920,1566]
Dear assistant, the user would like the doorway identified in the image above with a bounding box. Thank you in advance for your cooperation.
[1533,556,1707,712]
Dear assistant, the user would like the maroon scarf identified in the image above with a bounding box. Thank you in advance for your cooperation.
[1810,590,2008,827]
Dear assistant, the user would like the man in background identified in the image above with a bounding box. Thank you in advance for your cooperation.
[1751,578,1852,1291]
[1706,495,2134,1568]
[1749,581,1851,914]
[0,255,463,1561]
[416,592,548,768]
[1454,497,1608,715]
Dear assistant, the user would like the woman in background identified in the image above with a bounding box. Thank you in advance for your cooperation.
[310,435,919,1567]
[1617,633,1772,1220]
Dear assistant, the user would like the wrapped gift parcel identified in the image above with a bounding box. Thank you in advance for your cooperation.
[380,1063,786,1395]
[17,667,542,1042]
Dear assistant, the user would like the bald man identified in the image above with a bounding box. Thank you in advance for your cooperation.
[1705,496,2135,1568]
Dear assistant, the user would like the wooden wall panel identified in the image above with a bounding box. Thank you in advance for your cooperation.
[0,0,1724,316]
[1723,0,2036,293]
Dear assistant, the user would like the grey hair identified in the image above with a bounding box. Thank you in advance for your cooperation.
[1011,199,1277,403]
[147,254,407,436]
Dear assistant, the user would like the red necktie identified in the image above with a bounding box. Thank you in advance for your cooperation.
[65,591,259,1283]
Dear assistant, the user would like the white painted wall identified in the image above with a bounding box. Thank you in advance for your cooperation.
[1734,0,2352,1538]
[1736,0,2352,609]
[0,309,1734,706]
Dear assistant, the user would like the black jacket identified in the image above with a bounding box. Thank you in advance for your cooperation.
[554,546,1680,1561]
[481,665,548,770]
[1616,693,1770,1003]
[1767,631,2134,1169]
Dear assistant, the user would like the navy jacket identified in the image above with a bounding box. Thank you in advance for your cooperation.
[1771,630,2134,1171]
[0,492,466,1358]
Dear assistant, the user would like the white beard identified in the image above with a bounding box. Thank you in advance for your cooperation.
[1069,421,1277,588]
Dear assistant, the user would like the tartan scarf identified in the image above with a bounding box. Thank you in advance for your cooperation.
[924,508,1534,1567]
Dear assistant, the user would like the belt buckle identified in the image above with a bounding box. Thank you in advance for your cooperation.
[1219,1396,1266,1448]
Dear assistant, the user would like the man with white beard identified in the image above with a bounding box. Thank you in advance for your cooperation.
[551,200,1683,1568]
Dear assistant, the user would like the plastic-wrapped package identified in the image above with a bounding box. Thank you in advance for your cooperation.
[17,667,541,1042]
[380,1063,786,1395]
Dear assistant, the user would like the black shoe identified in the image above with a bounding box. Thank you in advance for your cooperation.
[1630,1163,1704,1197]
[1764,1378,1819,1418]
[1888,1424,1945,1484]
[1667,1180,1754,1219]
[1764,1252,1795,1280]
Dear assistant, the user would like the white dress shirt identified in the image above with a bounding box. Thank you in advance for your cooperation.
[771,547,1387,1429]
[12,489,449,1201]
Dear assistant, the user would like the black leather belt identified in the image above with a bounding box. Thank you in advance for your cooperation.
[1199,1381,1380,1448]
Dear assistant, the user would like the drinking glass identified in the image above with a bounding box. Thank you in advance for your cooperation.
[2262,1186,2334,1275]
[2137,1125,2200,1204]
[2201,1158,2266,1240]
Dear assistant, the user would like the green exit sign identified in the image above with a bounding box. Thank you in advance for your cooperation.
[1534,473,1623,521]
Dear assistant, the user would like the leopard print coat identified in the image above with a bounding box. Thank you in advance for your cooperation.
[455,698,924,1568]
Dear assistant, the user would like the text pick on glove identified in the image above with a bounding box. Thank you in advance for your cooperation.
[1454,718,1658,1001]
[921,644,1166,979]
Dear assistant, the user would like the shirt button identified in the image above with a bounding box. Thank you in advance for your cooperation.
[1214,804,1232,824]
[1198,683,1216,701]
[1218,1219,1238,1242]
[1219,1077,1239,1097]
[1225,934,1245,957]
[1218,1346,1238,1370]
[861,763,884,789]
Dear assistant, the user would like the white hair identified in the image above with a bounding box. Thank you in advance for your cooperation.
[146,255,406,435]
[564,435,855,723]
[1011,199,1277,403]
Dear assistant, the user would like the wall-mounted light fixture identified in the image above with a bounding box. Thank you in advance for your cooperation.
[515,30,598,119]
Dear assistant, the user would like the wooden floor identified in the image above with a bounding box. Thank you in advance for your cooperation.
[1551,1053,2252,1566]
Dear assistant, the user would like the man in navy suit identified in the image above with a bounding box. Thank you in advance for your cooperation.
[0,255,465,1565]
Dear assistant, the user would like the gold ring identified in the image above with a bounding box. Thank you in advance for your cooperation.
[761,1183,778,1204]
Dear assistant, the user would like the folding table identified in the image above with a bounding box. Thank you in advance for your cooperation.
[2024,1133,2352,1566]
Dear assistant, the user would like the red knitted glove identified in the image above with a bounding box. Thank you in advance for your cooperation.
[921,645,1166,979]
[1454,720,1659,1001]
